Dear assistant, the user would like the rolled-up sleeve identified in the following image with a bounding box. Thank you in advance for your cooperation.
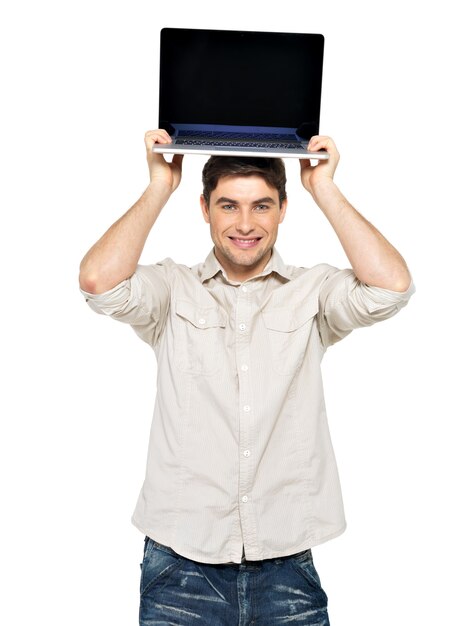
[317,267,416,348]
[80,262,171,347]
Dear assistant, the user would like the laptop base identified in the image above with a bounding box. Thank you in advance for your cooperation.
[152,143,329,160]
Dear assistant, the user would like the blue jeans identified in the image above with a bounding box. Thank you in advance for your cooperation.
[139,536,330,625]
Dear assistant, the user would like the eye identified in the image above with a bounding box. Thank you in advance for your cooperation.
[254,204,270,211]
[222,204,237,211]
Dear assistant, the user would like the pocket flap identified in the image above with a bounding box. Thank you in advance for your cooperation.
[175,298,226,329]
[262,300,318,332]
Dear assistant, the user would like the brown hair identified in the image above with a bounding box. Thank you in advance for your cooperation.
[202,156,287,206]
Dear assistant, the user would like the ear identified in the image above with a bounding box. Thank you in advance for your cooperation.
[200,194,210,224]
[278,198,288,224]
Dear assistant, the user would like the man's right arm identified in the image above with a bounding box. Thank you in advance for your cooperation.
[78,129,183,294]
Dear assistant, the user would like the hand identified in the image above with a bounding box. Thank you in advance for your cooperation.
[300,135,340,196]
[144,129,183,193]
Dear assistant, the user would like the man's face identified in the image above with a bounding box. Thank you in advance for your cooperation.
[200,175,287,281]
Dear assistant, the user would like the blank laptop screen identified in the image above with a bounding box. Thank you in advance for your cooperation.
[159,28,324,138]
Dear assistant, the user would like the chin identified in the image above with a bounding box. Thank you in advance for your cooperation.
[232,247,269,266]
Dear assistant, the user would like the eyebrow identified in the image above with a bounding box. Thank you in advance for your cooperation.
[215,196,277,206]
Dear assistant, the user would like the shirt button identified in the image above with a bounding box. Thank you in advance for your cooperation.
[241,285,248,293]
[242,495,248,503]
[198,318,206,325]
[243,405,251,412]
[241,364,249,372]
[239,323,247,331]
[243,449,251,457]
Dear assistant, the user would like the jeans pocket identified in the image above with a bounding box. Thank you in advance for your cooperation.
[140,538,183,597]
[140,536,151,572]
[289,551,328,607]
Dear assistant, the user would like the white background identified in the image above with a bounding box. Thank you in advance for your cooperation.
[1,1,471,624]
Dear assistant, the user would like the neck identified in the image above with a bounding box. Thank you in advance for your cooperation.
[215,248,273,282]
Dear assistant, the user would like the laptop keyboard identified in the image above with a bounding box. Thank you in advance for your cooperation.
[175,130,302,149]
[176,139,302,149]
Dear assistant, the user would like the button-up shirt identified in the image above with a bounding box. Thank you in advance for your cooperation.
[80,247,415,564]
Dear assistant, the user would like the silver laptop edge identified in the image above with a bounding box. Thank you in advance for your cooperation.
[152,143,329,160]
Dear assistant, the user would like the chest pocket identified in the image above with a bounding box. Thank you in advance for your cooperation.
[174,298,227,375]
[261,300,318,375]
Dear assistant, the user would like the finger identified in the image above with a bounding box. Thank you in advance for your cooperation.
[144,129,172,150]
[308,136,329,151]
[146,131,172,144]
[308,136,338,161]
[144,128,170,139]
[172,153,184,168]
[145,128,172,139]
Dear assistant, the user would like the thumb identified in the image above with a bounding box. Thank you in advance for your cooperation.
[172,154,184,168]
[299,158,311,171]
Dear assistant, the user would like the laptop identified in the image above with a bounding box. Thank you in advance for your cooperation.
[152,28,329,160]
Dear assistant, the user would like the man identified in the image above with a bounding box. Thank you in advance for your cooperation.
[79,129,414,625]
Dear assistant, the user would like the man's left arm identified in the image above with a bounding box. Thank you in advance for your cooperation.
[300,136,412,293]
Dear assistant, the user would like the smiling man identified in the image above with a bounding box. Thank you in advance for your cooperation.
[200,158,288,281]
[79,129,415,625]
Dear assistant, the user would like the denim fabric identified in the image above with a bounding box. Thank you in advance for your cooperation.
[139,537,330,625]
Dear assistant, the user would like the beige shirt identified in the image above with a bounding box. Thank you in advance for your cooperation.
[81,247,415,564]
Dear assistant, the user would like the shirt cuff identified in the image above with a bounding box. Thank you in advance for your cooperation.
[80,276,134,316]
[359,277,416,313]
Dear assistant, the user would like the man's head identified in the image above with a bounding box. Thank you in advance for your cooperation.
[200,156,287,281]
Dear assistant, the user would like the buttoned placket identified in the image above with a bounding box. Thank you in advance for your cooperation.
[235,280,259,559]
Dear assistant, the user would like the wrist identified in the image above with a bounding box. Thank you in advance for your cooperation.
[309,177,339,204]
[146,179,173,201]
[138,181,173,218]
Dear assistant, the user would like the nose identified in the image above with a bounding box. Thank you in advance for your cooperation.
[235,208,254,235]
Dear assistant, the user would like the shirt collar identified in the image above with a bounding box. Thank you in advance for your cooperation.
[199,246,292,284]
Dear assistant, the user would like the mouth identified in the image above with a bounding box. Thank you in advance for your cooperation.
[228,237,262,249]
